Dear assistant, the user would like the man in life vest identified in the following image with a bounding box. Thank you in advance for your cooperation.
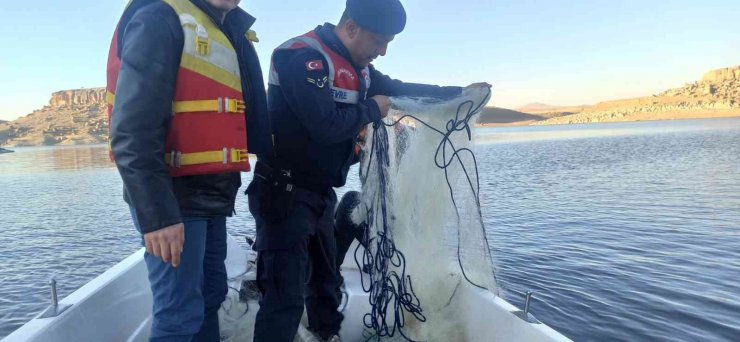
[107,0,271,340]
[247,0,491,341]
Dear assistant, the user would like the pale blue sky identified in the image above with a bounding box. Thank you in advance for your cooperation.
[0,0,738,121]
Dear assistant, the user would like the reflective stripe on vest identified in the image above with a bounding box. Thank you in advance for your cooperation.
[164,0,242,91]
[165,148,248,167]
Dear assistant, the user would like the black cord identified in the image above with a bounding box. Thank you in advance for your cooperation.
[357,120,425,342]
[355,88,496,341]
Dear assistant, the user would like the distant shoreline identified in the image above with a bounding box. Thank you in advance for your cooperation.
[477,113,740,128]
[4,117,740,148]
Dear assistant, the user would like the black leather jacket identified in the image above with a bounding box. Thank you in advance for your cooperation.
[110,0,271,234]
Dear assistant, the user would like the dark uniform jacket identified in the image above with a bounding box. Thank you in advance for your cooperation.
[266,23,462,192]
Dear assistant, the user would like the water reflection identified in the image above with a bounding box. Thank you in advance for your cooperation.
[476,118,740,144]
[0,145,114,175]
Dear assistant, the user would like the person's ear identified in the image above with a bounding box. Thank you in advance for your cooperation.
[346,20,360,39]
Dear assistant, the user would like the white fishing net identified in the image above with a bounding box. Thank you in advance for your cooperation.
[218,238,259,342]
[352,88,497,341]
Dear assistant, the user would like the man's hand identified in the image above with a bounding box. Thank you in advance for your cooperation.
[371,95,391,118]
[144,223,185,267]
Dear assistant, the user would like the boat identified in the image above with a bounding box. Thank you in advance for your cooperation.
[1,235,571,342]
[0,148,14,154]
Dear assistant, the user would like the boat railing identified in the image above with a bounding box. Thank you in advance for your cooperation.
[509,288,543,324]
[38,278,71,319]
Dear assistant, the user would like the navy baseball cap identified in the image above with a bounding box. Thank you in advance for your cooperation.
[346,0,407,35]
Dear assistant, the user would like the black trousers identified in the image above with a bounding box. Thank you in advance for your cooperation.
[249,182,343,342]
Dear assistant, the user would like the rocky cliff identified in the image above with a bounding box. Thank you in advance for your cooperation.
[534,66,740,125]
[0,88,108,147]
[49,88,107,107]
[701,66,740,83]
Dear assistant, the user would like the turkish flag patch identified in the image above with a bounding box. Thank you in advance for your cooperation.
[306,60,324,71]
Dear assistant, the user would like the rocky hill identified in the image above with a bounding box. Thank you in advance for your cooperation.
[3,66,738,145]
[516,103,589,116]
[534,66,740,125]
[477,107,571,125]
[0,88,108,147]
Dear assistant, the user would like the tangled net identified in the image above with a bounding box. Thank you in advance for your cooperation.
[353,87,497,341]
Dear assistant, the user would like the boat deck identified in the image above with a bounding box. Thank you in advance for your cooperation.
[2,237,571,342]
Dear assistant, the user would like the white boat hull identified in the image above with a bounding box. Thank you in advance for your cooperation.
[2,237,571,342]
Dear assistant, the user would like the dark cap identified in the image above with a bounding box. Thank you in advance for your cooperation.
[346,0,407,35]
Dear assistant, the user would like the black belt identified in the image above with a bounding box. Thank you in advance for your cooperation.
[255,161,329,195]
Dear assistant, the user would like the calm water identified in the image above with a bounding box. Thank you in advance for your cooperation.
[1,118,739,341]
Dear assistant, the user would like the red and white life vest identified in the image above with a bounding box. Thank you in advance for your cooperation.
[269,30,373,156]
[106,0,251,177]
[268,31,371,105]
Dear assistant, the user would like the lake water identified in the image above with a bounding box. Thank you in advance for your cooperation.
[1,118,739,341]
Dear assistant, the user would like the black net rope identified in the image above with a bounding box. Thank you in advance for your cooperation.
[355,88,496,341]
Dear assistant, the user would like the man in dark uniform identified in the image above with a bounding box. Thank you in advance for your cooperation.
[247,0,490,341]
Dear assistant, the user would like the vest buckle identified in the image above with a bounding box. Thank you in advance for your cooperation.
[245,30,259,43]
[195,24,210,55]
[231,148,249,163]
[226,99,246,113]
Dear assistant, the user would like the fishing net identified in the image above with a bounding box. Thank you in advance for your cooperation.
[218,238,259,342]
[352,87,497,341]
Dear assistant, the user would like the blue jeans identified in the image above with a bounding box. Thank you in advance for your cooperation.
[130,209,228,342]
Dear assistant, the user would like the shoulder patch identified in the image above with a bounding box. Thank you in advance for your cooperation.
[306,60,324,71]
[307,76,329,88]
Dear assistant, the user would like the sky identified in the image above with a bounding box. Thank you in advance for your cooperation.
[0,0,738,121]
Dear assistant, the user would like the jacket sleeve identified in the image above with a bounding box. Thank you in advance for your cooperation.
[274,49,382,145]
[110,9,183,234]
[367,65,463,100]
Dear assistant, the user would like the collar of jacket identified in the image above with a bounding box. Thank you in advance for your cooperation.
[190,0,256,32]
[315,23,361,69]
